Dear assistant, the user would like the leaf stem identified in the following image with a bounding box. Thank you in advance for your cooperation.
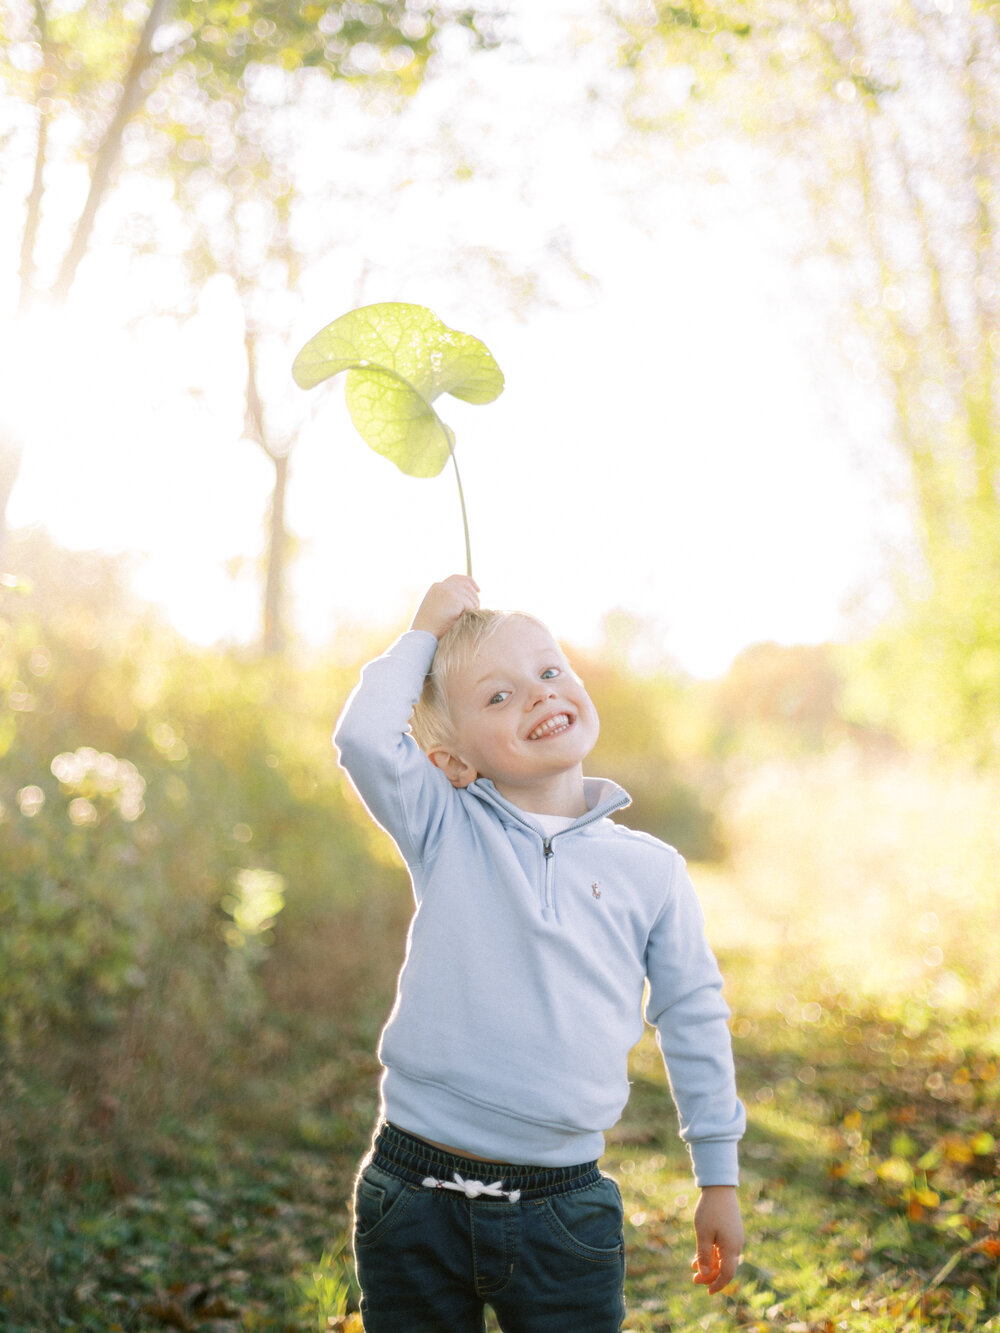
[447,437,473,578]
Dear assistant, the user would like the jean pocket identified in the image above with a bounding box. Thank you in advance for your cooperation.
[353,1164,419,1247]
[540,1177,625,1264]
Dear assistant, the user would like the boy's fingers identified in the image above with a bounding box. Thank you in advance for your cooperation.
[698,1247,746,1290]
[443,574,479,593]
[690,1248,720,1285]
[441,574,480,608]
[691,1244,740,1294]
[714,1251,740,1291]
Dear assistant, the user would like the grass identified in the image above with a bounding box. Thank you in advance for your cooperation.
[1,754,998,1332]
[609,1014,999,1331]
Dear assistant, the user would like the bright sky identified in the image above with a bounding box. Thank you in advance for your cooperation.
[1,3,906,677]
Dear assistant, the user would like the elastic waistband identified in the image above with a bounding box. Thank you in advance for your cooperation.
[368,1122,601,1202]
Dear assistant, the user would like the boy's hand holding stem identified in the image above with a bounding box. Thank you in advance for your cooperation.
[411,575,480,640]
[692,1185,744,1295]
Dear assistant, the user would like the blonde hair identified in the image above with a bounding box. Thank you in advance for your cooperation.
[410,609,547,752]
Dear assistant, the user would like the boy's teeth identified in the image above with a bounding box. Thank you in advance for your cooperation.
[528,714,570,740]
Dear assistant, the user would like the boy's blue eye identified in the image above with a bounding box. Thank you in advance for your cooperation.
[540,668,560,680]
[487,690,510,706]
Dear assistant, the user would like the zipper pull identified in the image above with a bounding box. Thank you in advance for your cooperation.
[543,838,553,858]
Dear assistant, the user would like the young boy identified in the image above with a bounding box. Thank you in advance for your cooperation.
[335,575,745,1332]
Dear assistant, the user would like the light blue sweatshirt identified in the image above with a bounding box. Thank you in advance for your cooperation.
[334,630,745,1185]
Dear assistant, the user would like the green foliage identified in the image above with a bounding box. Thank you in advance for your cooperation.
[609,754,1000,1330]
[612,1019,1000,1331]
[706,640,849,760]
[293,302,505,573]
[3,532,999,1329]
[141,4,498,287]
[2,727,998,1330]
[0,1119,369,1331]
[5,0,505,335]
[577,646,724,860]
[4,0,501,210]
[222,867,287,952]
[615,0,1000,757]
[295,1241,357,1331]
[0,529,378,1055]
[0,738,156,1046]
[615,0,753,65]
[165,0,495,83]
[844,534,1000,760]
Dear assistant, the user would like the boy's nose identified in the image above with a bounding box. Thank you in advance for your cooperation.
[528,684,556,708]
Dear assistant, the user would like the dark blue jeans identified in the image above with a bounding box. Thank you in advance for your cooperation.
[352,1122,626,1332]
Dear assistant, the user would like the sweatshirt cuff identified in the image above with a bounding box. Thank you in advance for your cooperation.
[384,629,439,671]
[689,1139,740,1188]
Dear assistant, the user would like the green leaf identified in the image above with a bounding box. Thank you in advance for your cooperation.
[291,303,504,478]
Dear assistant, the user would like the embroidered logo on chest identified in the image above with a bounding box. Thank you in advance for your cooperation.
[591,882,601,899]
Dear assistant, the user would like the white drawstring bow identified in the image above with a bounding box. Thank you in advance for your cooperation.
[421,1170,522,1203]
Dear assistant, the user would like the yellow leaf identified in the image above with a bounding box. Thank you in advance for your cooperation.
[943,1137,975,1164]
[876,1156,913,1184]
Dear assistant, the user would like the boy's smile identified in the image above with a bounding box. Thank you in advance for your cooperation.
[427,617,600,814]
[526,712,573,741]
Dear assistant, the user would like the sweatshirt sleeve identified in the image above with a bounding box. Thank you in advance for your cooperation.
[644,855,746,1187]
[333,630,455,871]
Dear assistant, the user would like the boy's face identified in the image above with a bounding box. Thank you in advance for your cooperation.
[428,616,600,804]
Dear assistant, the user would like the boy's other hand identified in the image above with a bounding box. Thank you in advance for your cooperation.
[691,1186,744,1295]
[411,576,481,639]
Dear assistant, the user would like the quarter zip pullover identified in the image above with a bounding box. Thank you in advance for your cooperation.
[334,630,745,1183]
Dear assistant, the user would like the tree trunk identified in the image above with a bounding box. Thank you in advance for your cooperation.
[263,452,289,656]
[243,323,290,655]
[51,0,174,303]
[18,0,51,313]
[0,431,21,563]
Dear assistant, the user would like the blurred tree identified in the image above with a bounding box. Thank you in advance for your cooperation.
[5,0,500,310]
[0,431,18,553]
[709,640,845,758]
[610,0,1000,756]
[0,0,502,647]
[573,625,724,860]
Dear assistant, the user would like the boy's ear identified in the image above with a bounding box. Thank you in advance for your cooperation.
[427,747,478,789]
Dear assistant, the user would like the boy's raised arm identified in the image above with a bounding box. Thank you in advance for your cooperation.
[333,576,479,867]
[410,575,480,639]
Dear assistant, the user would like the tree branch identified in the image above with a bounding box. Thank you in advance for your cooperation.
[243,325,276,462]
[50,0,173,303]
[18,0,50,313]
